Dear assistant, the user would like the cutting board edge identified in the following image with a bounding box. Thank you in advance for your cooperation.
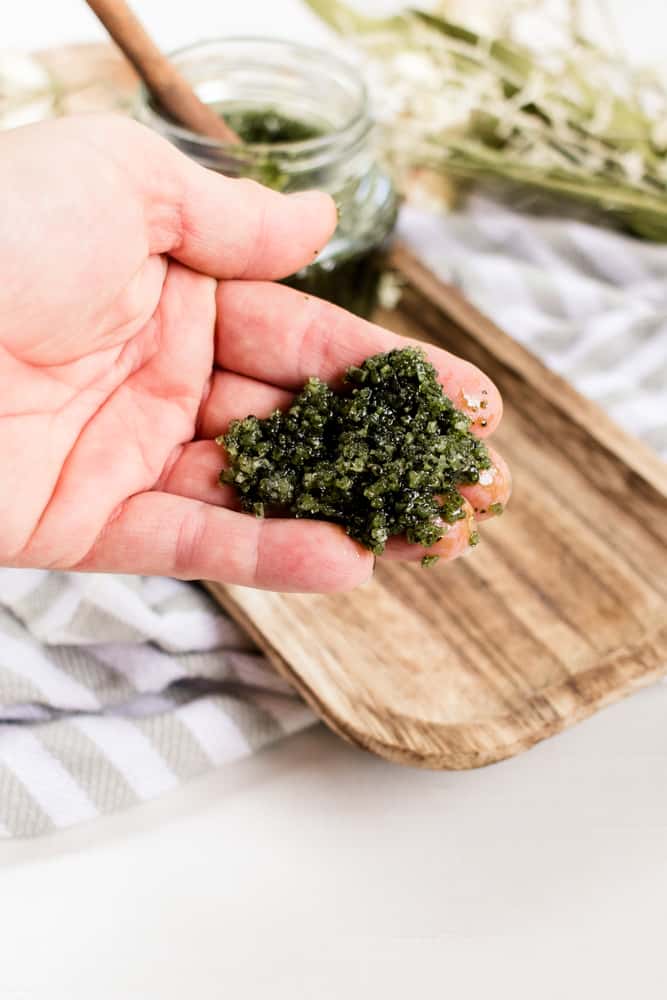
[206,583,667,770]
[349,664,667,770]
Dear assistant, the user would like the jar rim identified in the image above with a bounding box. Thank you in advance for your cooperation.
[137,35,369,156]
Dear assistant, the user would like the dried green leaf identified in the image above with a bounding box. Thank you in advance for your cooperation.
[309,2,667,240]
[303,0,400,36]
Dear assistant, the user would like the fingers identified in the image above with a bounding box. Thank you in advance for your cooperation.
[197,371,293,440]
[215,281,503,435]
[76,492,374,593]
[157,436,506,575]
[118,111,338,279]
[178,184,336,281]
[458,448,512,521]
[149,129,337,279]
[158,440,237,507]
[382,500,477,563]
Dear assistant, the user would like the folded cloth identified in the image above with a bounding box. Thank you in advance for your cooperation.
[0,572,313,837]
[399,197,667,459]
[1,196,665,838]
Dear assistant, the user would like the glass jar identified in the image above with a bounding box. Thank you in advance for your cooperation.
[135,37,397,317]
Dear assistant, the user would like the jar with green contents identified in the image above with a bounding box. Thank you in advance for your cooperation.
[135,37,398,317]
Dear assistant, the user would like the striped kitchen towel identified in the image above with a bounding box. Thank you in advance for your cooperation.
[1,194,666,838]
[0,571,313,838]
[400,196,667,458]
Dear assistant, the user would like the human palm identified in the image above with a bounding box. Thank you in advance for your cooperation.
[0,115,509,592]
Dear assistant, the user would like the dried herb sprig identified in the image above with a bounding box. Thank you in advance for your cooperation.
[306,0,667,240]
[218,347,489,556]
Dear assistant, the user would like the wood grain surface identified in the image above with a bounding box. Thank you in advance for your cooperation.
[35,43,667,769]
[209,247,667,769]
[36,43,139,115]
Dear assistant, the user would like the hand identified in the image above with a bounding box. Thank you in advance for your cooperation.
[0,114,509,592]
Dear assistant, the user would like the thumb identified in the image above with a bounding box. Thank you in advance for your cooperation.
[130,117,338,279]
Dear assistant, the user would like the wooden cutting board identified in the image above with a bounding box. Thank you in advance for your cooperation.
[209,247,667,769]
[35,43,667,769]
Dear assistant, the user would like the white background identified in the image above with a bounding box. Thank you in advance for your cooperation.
[1,3,667,998]
[5,0,667,65]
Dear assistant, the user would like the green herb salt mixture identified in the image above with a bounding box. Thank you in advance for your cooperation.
[218,348,490,561]
[222,108,323,145]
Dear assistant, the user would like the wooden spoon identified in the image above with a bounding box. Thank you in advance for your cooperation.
[84,0,240,144]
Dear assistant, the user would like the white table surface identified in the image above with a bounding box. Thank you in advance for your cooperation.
[1,3,666,998]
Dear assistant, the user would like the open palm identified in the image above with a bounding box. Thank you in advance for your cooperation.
[0,115,509,592]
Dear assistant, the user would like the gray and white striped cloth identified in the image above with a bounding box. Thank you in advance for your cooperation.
[1,195,666,837]
[400,197,667,458]
[0,571,313,838]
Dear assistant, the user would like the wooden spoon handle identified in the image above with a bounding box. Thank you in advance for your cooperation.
[85,0,240,144]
